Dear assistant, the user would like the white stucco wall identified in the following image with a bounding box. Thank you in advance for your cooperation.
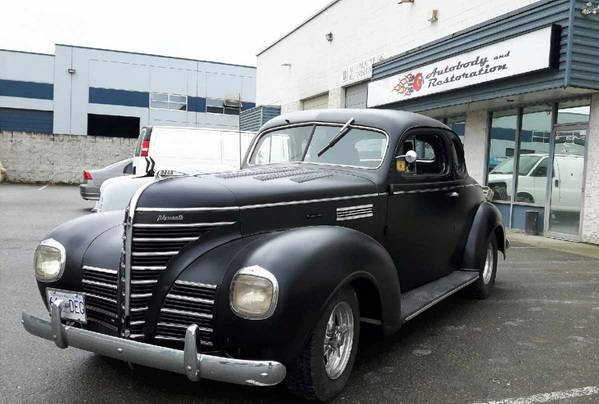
[256,0,540,111]
[582,94,599,244]
[463,111,489,185]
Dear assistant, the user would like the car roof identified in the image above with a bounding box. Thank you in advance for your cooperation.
[259,109,449,138]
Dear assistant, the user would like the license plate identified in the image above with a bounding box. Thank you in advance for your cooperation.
[46,289,87,323]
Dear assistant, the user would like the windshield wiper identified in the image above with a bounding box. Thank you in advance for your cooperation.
[317,118,355,157]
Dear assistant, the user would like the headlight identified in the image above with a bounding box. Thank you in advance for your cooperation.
[230,265,278,320]
[34,238,66,282]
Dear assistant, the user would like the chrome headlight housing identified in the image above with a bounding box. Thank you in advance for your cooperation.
[34,238,66,282]
[230,265,278,320]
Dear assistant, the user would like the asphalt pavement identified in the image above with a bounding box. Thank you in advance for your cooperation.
[1,184,599,403]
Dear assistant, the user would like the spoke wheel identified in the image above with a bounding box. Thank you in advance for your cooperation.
[466,234,498,299]
[482,244,494,284]
[323,302,354,380]
[286,287,360,402]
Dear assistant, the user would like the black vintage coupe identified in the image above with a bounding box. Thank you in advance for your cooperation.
[24,109,506,401]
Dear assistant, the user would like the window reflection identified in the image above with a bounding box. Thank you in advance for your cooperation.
[446,116,465,143]
[558,99,590,124]
[514,107,552,205]
[487,111,517,202]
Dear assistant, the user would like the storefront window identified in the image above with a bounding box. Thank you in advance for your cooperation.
[514,106,552,205]
[558,99,590,124]
[445,116,466,143]
[487,110,517,202]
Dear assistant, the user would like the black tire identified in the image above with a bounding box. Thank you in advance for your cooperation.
[466,234,498,299]
[286,287,360,402]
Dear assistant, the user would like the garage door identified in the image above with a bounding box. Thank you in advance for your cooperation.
[344,83,368,109]
[302,93,329,110]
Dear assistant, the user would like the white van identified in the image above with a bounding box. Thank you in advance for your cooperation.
[487,153,584,211]
[132,126,256,175]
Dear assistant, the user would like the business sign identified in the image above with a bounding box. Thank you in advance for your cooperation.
[367,26,559,107]
[342,55,385,86]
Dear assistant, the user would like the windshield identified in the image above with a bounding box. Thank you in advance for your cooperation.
[490,155,542,175]
[248,125,388,168]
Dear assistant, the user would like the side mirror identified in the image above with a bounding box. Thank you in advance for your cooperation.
[396,150,417,164]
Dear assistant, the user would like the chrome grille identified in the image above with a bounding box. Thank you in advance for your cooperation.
[81,265,119,331]
[156,280,216,346]
[125,220,231,339]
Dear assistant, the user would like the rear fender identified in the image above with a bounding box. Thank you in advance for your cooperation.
[462,201,506,269]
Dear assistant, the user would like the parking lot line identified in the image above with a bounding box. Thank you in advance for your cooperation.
[474,385,599,404]
[37,185,48,191]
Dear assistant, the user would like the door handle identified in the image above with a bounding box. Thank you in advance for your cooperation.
[447,191,459,198]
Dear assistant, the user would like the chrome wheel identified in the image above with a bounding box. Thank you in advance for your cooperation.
[482,243,494,284]
[323,301,354,380]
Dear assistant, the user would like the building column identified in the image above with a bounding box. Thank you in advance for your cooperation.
[463,110,489,185]
[582,94,599,244]
[328,87,345,109]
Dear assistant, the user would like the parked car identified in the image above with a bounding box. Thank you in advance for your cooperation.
[79,158,133,200]
[23,109,506,401]
[95,127,256,212]
[132,126,255,175]
[487,153,584,210]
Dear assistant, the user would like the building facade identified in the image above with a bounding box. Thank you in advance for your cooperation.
[0,45,256,136]
[256,0,599,244]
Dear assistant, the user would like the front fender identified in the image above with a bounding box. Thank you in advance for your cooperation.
[150,226,401,365]
[35,210,124,304]
[462,201,506,269]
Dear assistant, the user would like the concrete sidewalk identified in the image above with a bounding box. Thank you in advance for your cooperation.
[508,231,599,259]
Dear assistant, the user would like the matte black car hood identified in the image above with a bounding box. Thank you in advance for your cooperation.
[136,164,378,210]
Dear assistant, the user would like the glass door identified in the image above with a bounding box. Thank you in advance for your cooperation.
[545,125,588,240]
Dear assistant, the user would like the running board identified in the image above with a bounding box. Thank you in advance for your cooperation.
[400,270,479,322]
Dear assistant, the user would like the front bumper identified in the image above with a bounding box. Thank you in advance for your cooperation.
[22,300,286,386]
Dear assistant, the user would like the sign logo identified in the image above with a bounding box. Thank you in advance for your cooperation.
[156,214,184,222]
[393,72,424,96]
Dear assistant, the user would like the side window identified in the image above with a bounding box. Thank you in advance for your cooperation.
[252,134,291,164]
[531,158,548,177]
[395,132,450,178]
[123,162,133,174]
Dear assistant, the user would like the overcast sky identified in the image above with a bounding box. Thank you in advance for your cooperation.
[1,0,331,66]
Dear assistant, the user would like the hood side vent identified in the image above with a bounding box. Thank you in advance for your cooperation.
[254,168,315,181]
[216,166,299,179]
[290,172,333,183]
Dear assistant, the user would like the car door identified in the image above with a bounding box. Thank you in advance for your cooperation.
[384,128,460,291]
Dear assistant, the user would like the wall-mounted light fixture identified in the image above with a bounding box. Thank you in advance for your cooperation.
[325,32,334,42]
[398,0,414,4]
[428,9,439,23]
[582,1,599,16]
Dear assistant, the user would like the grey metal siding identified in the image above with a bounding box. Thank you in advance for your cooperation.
[240,106,281,132]
[345,83,368,108]
[371,0,572,112]
[0,108,53,133]
[568,0,599,90]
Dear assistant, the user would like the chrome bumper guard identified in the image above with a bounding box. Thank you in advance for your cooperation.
[21,300,286,386]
